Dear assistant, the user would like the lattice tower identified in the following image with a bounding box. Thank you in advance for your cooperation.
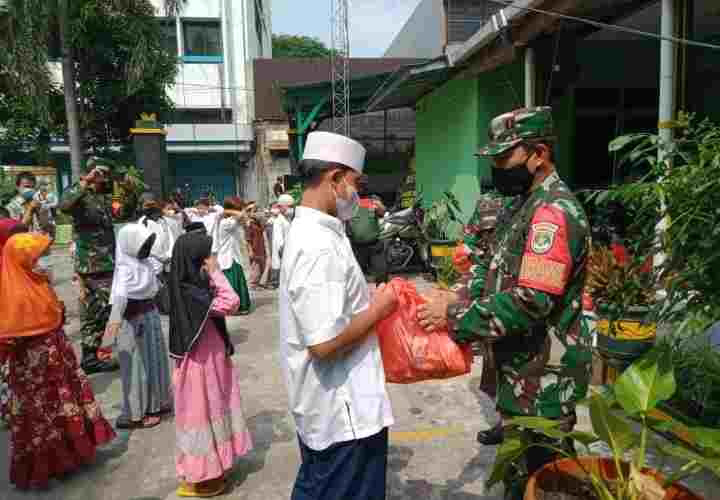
[330,0,350,136]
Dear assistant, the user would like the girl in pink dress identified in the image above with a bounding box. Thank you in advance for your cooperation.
[168,231,253,497]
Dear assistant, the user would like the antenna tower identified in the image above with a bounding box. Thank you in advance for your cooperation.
[330,0,350,136]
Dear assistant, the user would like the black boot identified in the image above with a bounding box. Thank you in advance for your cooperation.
[80,347,118,374]
[477,422,505,445]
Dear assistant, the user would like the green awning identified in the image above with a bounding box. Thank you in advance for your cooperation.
[365,58,452,112]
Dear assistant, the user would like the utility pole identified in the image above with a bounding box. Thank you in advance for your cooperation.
[330,0,350,136]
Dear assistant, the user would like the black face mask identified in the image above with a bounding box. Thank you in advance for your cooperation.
[491,159,536,197]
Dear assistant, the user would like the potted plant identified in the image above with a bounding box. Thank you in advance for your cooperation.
[659,316,720,429]
[600,112,720,334]
[586,244,657,378]
[489,347,720,500]
[421,190,464,267]
[435,255,460,290]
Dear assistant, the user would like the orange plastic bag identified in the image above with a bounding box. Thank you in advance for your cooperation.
[376,278,473,384]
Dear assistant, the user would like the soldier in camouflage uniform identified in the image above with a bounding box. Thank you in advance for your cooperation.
[453,184,515,400]
[419,107,592,493]
[60,157,119,374]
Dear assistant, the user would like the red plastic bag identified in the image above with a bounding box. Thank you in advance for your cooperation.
[376,278,473,384]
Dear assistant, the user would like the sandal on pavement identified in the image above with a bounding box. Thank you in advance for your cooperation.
[147,406,173,418]
[177,479,226,498]
[116,415,162,430]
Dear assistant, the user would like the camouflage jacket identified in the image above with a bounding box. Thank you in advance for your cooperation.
[462,191,514,268]
[60,183,115,275]
[448,172,592,418]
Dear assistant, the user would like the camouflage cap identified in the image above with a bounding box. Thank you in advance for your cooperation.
[477,106,555,157]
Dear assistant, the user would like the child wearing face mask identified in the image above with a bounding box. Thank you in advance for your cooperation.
[103,223,172,429]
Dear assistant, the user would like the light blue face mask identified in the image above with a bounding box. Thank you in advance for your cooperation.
[21,188,36,201]
[335,181,359,221]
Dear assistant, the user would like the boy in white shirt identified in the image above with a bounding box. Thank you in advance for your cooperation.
[279,131,398,500]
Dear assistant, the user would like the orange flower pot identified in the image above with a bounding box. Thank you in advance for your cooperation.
[525,457,702,500]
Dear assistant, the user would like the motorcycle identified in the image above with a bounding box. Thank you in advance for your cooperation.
[373,201,431,281]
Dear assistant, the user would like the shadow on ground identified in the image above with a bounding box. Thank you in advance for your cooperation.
[223,410,295,495]
[387,445,501,499]
[251,296,277,310]
[230,328,251,347]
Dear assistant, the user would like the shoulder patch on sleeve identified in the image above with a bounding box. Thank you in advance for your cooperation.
[519,203,572,295]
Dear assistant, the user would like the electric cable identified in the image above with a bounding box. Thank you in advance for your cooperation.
[487,0,720,51]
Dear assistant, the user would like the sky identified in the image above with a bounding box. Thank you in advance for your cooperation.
[271,0,422,57]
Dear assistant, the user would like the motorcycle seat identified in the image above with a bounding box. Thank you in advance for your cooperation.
[384,208,413,225]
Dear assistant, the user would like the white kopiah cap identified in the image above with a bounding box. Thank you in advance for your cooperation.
[302,131,366,173]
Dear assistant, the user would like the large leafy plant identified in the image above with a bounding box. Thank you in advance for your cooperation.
[599,113,720,324]
[0,168,16,206]
[421,190,464,241]
[586,245,654,313]
[489,348,720,499]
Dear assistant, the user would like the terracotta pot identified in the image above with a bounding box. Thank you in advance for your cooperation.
[525,457,702,500]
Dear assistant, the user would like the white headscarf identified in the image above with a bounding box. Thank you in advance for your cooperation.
[109,223,159,304]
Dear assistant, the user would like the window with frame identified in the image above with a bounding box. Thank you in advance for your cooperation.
[159,19,178,56]
[183,20,223,60]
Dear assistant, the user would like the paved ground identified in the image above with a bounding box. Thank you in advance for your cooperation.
[1,247,716,499]
[0,247,506,500]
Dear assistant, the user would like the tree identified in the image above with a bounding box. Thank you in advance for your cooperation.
[272,34,334,58]
[72,0,178,151]
[0,0,183,181]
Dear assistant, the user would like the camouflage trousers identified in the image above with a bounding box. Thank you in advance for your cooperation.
[78,273,113,352]
[486,325,552,418]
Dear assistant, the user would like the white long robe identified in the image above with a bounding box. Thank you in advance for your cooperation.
[271,213,291,270]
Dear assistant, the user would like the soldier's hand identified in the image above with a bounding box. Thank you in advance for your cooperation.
[103,322,121,341]
[417,295,452,332]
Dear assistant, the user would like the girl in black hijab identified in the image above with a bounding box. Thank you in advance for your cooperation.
[168,231,253,498]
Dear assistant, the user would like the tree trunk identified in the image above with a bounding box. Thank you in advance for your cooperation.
[58,0,84,181]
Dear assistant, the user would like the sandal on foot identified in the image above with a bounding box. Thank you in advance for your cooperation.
[177,479,226,498]
[116,415,161,429]
[147,407,173,417]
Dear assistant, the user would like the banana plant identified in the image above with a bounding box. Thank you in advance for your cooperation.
[488,346,720,499]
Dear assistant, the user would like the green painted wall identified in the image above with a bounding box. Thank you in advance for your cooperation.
[415,76,480,227]
[476,61,524,184]
[415,61,523,228]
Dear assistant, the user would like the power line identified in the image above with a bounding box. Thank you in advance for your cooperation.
[487,0,720,51]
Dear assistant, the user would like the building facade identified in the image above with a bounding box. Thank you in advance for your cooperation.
[51,0,272,202]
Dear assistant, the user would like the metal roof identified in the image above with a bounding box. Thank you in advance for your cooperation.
[365,58,452,112]
[282,72,400,120]
[255,58,424,120]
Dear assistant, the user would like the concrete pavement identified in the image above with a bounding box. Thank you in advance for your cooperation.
[0,247,504,500]
[1,247,717,499]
